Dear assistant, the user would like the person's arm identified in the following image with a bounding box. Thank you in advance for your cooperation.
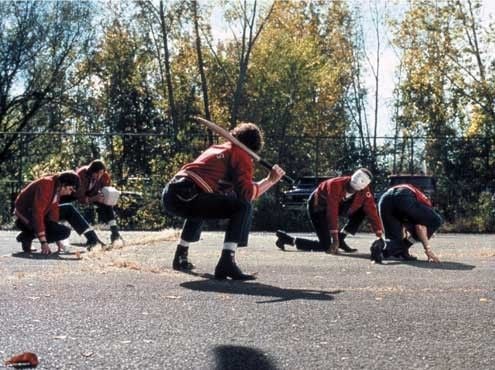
[32,181,52,255]
[255,165,285,199]
[325,182,341,254]
[415,224,439,263]
[362,190,384,239]
[88,193,105,203]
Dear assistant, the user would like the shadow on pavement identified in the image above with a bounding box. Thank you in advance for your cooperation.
[275,250,476,270]
[214,345,277,370]
[180,278,341,303]
[384,260,475,270]
[10,251,84,261]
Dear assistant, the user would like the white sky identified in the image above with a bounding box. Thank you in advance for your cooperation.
[362,0,495,136]
[208,0,495,137]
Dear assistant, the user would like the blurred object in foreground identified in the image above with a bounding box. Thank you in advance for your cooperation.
[4,352,39,367]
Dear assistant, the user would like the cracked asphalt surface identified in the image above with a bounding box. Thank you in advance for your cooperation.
[0,230,494,369]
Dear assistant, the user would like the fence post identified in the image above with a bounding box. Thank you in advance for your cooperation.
[409,137,414,174]
[315,136,320,177]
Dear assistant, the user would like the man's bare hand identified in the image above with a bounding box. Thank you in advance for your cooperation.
[90,193,105,203]
[424,247,440,263]
[41,243,51,255]
[326,240,339,255]
[268,165,286,184]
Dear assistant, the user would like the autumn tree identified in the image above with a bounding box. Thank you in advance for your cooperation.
[0,0,94,178]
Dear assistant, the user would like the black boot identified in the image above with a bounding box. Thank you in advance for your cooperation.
[85,230,105,251]
[399,240,418,261]
[370,239,385,263]
[172,245,195,271]
[16,232,35,253]
[399,249,418,261]
[338,233,357,253]
[110,225,122,243]
[275,230,295,251]
[214,250,256,280]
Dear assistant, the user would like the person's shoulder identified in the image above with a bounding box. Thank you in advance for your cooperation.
[35,176,56,192]
[229,143,251,158]
[327,176,347,185]
[76,165,88,175]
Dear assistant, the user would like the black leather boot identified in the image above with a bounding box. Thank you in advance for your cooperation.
[110,225,122,243]
[85,230,105,251]
[275,230,295,250]
[214,250,256,280]
[338,233,357,253]
[16,232,35,253]
[172,245,195,271]
[370,239,385,263]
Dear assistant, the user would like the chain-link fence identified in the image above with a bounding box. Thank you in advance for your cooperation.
[1,131,494,232]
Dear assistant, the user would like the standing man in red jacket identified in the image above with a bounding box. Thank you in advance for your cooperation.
[275,168,383,254]
[370,184,442,263]
[14,171,100,254]
[73,160,122,245]
[162,122,286,280]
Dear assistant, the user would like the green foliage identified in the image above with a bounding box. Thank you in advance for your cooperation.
[252,192,313,232]
[444,191,495,233]
[2,0,495,233]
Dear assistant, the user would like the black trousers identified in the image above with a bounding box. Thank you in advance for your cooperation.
[59,203,92,234]
[295,192,365,251]
[378,187,443,257]
[16,204,91,243]
[162,177,253,245]
[93,202,116,223]
[16,218,71,244]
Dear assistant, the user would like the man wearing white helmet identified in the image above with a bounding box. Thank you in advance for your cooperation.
[275,168,383,254]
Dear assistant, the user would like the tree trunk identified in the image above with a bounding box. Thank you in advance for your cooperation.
[159,0,179,143]
[192,0,213,145]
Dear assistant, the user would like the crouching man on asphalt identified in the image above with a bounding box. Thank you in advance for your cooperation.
[275,168,384,254]
[162,122,285,280]
[371,183,443,264]
[73,160,123,245]
[14,171,103,254]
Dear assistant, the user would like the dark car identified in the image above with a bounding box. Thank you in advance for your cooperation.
[281,176,331,210]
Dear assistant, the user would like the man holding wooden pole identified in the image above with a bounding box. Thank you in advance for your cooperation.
[162,120,286,280]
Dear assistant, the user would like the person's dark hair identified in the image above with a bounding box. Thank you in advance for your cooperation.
[57,171,80,190]
[87,160,106,174]
[358,168,373,181]
[230,122,264,153]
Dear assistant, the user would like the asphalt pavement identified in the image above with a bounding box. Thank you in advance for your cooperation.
[0,230,494,369]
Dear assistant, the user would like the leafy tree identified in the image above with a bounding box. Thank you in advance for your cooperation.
[0,0,94,179]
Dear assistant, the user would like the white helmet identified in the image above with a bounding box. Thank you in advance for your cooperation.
[350,168,372,191]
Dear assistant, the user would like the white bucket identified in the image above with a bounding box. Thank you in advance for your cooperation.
[101,186,121,206]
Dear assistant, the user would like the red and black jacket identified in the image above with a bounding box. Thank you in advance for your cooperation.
[314,176,383,237]
[176,142,259,201]
[74,166,111,204]
[14,175,60,242]
[390,184,432,207]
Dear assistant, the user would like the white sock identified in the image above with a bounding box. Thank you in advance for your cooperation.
[179,239,190,248]
[223,242,237,252]
[109,220,117,227]
[82,227,93,235]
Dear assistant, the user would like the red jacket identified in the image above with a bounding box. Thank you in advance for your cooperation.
[74,166,111,204]
[391,184,432,207]
[315,176,383,237]
[14,175,60,241]
[177,142,259,201]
